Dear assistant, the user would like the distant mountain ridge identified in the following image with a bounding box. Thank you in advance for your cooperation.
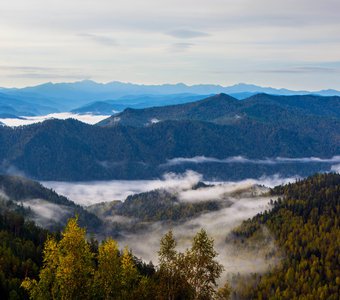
[1,80,340,116]
[0,91,59,117]
[71,94,211,115]
[3,80,340,97]
[99,93,340,127]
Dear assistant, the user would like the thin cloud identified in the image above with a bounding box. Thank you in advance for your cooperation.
[166,29,210,39]
[78,33,118,46]
[163,156,340,166]
[1,1,340,88]
[169,42,194,52]
[331,164,340,173]
[22,199,72,228]
[8,73,90,80]
[0,189,9,201]
[261,66,340,74]
[0,65,59,72]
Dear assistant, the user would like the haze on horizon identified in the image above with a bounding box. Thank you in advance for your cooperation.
[0,0,339,90]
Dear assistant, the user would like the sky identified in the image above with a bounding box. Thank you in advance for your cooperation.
[0,0,339,90]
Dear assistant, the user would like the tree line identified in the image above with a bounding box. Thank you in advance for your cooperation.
[22,217,230,300]
[230,173,340,299]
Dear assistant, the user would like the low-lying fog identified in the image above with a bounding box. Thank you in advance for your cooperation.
[40,171,296,279]
[41,171,297,206]
[0,112,108,127]
[118,195,275,279]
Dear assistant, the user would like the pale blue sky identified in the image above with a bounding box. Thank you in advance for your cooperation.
[0,0,339,89]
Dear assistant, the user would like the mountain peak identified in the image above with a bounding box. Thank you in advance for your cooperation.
[205,92,237,102]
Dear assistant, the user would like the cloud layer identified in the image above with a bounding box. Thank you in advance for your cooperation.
[0,112,108,127]
[115,193,276,280]
[41,171,297,279]
[22,198,72,228]
[164,155,340,166]
[0,0,340,89]
[41,171,296,205]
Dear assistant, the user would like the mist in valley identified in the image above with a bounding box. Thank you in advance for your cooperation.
[116,195,277,281]
[10,166,337,281]
[41,170,296,205]
[0,112,108,127]
[41,170,288,279]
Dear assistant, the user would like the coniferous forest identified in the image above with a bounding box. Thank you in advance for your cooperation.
[0,173,339,299]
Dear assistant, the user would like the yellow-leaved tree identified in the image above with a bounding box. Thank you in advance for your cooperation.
[94,238,122,299]
[121,246,139,299]
[22,217,94,300]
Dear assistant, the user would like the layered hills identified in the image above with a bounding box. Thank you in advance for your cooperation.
[0,93,339,180]
[99,93,340,126]
[1,80,340,116]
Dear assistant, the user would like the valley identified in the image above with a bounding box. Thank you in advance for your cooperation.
[1,171,339,299]
[2,0,340,298]
[0,80,339,300]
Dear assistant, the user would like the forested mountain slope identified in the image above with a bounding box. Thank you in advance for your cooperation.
[0,93,339,180]
[0,116,339,180]
[71,94,209,115]
[99,93,340,127]
[0,208,49,299]
[230,173,340,299]
[0,175,101,231]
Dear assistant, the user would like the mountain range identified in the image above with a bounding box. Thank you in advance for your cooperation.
[99,93,340,127]
[1,80,340,117]
[0,93,339,181]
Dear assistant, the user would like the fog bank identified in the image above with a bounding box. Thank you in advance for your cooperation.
[41,171,296,206]
[116,195,276,280]
[0,112,108,127]
[164,155,340,166]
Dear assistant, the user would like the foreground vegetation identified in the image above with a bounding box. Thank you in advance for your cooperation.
[1,173,339,299]
[0,205,49,299]
[21,218,225,300]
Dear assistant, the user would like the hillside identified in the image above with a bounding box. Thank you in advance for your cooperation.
[0,207,49,299]
[229,173,340,299]
[87,184,223,237]
[99,93,340,127]
[1,172,339,299]
[0,92,58,116]
[98,93,239,126]
[0,175,101,231]
[0,116,338,180]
